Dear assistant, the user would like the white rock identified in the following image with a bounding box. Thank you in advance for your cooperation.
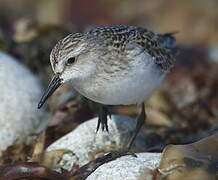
[87,153,161,180]
[0,51,46,150]
[47,115,148,169]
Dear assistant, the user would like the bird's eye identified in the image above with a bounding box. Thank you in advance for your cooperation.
[66,57,76,65]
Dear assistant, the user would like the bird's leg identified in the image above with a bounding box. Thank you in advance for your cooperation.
[100,103,146,158]
[96,105,111,132]
[127,102,146,151]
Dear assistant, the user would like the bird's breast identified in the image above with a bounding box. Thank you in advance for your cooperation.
[73,52,166,105]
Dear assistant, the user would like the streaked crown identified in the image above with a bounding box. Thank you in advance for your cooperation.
[50,33,85,71]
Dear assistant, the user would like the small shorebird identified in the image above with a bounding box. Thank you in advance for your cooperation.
[38,25,177,152]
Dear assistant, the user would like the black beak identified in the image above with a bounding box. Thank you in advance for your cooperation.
[38,74,62,109]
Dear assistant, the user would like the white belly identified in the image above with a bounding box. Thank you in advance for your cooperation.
[74,53,166,105]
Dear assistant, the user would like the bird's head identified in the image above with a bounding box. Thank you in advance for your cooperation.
[38,33,95,109]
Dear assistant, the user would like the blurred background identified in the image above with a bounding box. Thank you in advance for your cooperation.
[0,0,218,153]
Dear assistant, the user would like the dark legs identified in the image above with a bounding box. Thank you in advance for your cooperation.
[96,105,111,132]
[73,104,146,179]
[127,103,146,150]
[96,103,146,154]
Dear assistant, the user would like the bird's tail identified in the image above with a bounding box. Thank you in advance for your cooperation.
[161,32,178,56]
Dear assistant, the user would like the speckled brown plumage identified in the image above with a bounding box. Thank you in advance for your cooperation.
[51,25,177,72]
[86,25,177,71]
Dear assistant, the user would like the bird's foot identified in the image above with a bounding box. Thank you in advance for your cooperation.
[96,105,111,132]
[106,148,137,158]
[72,148,136,179]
